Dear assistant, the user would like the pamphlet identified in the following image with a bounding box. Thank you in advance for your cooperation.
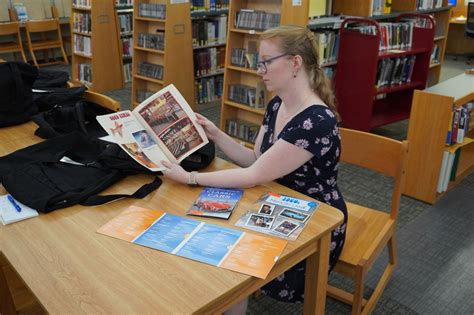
[235,192,319,241]
[96,84,208,172]
[98,206,287,279]
[187,187,243,219]
[0,194,39,225]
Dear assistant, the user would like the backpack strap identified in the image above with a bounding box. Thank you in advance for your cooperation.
[81,176,162,206]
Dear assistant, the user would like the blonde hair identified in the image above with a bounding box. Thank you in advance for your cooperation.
[261,25,339,120]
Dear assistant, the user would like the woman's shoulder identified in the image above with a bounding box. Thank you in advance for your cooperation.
[296,105,337,125]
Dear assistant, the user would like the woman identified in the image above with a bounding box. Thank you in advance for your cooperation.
[162,25,347,309]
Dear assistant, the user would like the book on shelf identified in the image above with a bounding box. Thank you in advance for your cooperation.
[187,187,243,219]
[96,84,208,172]
[0,194,39,225]
[234,192,319,241]
[97,206,287,279]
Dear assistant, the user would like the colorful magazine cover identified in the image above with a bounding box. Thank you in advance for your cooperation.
[187,187,243,219]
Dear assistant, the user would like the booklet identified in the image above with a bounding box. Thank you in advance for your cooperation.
[234,192,319,241]
[98,206,287,279]
[187,187,243,219]
[0,194,39,225]
[96,84,208,172]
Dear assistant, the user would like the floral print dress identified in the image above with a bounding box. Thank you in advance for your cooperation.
[260,96,348,303]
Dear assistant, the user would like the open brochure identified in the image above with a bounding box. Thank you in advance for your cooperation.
[96,84,208,172]
[235,192,319,241]
[97,206,287,279]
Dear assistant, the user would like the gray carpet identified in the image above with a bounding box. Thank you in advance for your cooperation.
[43,56,473,314]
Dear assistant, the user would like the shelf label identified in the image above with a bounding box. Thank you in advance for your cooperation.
[292,0,302,6]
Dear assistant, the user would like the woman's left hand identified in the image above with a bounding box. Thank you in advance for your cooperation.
[161,160,189,184]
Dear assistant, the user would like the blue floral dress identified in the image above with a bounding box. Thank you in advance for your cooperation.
[260,96,348,303]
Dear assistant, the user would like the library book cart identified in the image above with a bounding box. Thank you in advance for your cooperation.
[334,13,435,131]
[131,0,195,109]
[403,72,474,204]
[220,0,309,148]
[70,0,124,93]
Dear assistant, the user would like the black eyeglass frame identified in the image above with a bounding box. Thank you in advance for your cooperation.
[256,53,291,74]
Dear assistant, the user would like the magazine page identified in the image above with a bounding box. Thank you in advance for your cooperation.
[234,192,319,241]
[132,84,209,163]
[96,111,170,171]
[187,187,243,220]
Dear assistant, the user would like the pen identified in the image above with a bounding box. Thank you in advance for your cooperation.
[7,195,22,212]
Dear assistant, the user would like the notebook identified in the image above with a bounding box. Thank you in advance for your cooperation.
[0,194,39,225]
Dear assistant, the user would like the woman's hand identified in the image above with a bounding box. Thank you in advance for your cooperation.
[161,160,189,184]
[195,113,220,141]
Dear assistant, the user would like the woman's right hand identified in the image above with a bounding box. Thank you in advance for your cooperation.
[195,113,221,141]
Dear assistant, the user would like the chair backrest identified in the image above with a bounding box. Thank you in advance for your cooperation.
[339,128,408,219]
[0,22,21,36]
[466,3,474,37]
[25,18,60,33]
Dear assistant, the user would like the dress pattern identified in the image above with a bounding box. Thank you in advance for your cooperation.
[260,96,348,303]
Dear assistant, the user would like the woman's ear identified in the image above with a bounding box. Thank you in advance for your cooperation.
[292,55,303,71]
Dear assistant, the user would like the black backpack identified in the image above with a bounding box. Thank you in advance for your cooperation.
[0,61,39,127]
[0,132,162,213]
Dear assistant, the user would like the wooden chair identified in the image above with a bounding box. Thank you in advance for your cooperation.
[24,18,68,67]
[327,128,408,315]
[0,22,27,62]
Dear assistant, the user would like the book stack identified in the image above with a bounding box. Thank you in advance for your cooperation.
[379,22,414,51]
[137,62,164,80]
[371,0,392,15]
[118,13,133,35]
[136,90,154,103]
[73,12,92,34]
[430,44,440,64]
[195,75,223,104]
[121,37,133,58]
[313,30,339,65]
[191,0,230,12]
[416,0,443,10]
[138,3,166,19]
[72,0,91,9]
[376,56,416,87]
[73,35,92,56]
[226,119,259,144]
[194,46,225,76]
[116,0,133,7]
[235,10,281,30]
[446,103,473,146]
[137,32,165,51]
[192,16,227,47]
[77,63,92,83]
[123,63,132,83]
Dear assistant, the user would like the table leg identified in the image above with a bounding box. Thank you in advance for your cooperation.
[0,262,16,315]
[303,232,330,315]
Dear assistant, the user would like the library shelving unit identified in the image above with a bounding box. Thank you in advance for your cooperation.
[403,72,474,204]
[70,0,124,93]
[334,14,435,131]
[332,0,451,87]
[114,0,134,84]
[220,0,309,148]
[190,4,229,107]
[131,0,195,109]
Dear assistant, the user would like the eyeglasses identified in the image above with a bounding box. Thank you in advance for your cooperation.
[256,54,290,74]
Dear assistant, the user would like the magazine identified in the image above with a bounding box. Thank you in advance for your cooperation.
[96,84,208,172]
[234,192,319,241]
[97,206,288,279]
[187,187,243,219]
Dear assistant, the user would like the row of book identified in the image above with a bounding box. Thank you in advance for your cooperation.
[194,46,225,77]
[195,75,224,104]
[116,0,133,7]
[124,63,132,83]
[228,83,266,109]
[72,12,91,34]
[446,103,473,146]
[416,0,443,10]
[230,48,258,70]
[192,17,227,47]
[138,3,166,19]
[73,35,91,56]
[376,56,416,88]
[226,119,259,144]
[351,22,414,51]
[314,31,339,65]
[430,44,440,64]
[235,10,281,31]
[72,0,91,9]
[190,0,229,12]
[137,62,164,81]
[121,37,133,58]
[371,0,392,16]
[137,32,165,51]
[76,63,92,84]
[118,12,133,35]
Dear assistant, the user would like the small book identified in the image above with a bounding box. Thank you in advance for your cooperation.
[0,195,38,225]
[14,3,28,21]
[187,187,243,219]
[96,84,208,172]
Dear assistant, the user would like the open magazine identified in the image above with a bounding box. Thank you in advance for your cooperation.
[96,84,208,172]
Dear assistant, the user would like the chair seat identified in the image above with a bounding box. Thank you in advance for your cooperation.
[0,42,22,51]
[29,39,62,50]
[336,202,395,273]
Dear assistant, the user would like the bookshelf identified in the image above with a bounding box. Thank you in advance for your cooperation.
[404,72,474,204]
[331,0,451,86]
[131,0,195,109]
[190,3,229,106]
[220,0,309,147]
[334,14,435,131]
[114,0,134,84]
[70,0,124,93]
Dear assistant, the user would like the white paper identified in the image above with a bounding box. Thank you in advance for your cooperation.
[0,195,39,225]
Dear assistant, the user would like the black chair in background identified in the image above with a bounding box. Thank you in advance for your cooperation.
[465,2,474,64]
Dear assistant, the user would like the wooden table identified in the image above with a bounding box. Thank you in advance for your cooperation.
[0,122,344,314]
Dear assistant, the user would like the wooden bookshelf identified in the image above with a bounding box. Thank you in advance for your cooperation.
[404,72,474,204]
[114,1,134,84]
[332,0,451,87]
[334,14,435,131]
[220,0,309,146]
[70,0,124,93]
[132,0,195,109]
